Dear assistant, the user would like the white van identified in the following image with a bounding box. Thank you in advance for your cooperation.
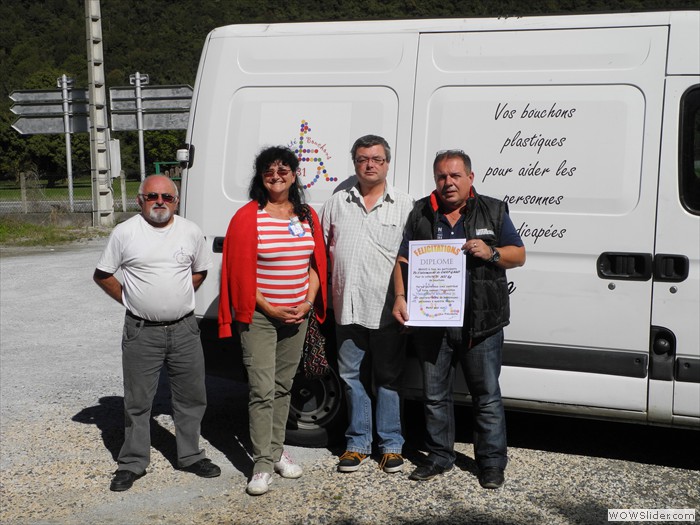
[178,11,700,444]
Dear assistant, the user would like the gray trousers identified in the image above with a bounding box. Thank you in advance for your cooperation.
[118,313,207,474]
[240,310,307,475]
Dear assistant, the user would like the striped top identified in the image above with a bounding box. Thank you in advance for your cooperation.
[256,210,315,307]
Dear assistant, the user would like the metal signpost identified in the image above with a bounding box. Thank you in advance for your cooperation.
[130,72,148,181]
[109,81,192,180]
[9,83,90,212]
[9,88,90,134]
[58,75,76,211]
[7,2,190,222]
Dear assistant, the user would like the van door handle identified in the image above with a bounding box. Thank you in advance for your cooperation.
[597,252,652,281]
[653,254,689,282]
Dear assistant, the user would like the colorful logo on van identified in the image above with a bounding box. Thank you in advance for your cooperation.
[290,120,338,189]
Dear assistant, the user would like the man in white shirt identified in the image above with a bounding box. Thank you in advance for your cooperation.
[321,135,414,474]
[94,175,220,491]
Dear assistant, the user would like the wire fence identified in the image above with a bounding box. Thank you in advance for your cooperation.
[0,168,182,215]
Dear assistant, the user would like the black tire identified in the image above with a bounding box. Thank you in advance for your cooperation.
[285,365,345,447]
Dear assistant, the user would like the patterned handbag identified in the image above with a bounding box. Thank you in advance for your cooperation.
[303,309,330,378]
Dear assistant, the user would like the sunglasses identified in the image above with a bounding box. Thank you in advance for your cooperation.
[139,192,178,203]
[263,168,292,177]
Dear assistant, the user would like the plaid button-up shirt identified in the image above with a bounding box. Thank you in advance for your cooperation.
[321,182,414,329]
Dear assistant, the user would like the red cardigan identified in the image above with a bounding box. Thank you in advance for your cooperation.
[218,200,328,338]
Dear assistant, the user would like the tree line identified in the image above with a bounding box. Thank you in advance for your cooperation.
[1,0,696,184]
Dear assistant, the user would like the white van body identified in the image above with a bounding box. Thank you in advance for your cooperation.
[180,11,700,439]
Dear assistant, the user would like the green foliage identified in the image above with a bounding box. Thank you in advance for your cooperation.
[1,0,698,182]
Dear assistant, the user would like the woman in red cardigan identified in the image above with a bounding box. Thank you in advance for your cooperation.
[218,146,327,496]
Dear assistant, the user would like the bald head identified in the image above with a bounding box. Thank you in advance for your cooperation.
[137,175,179,227]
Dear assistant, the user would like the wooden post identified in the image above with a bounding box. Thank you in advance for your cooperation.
[120,170,127,212]
[20,172,28,213]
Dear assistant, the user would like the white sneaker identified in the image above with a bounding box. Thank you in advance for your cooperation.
[246,472,272,495]
[273,450,303,479]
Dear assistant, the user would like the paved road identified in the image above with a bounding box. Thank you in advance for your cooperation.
[0,239,698,525]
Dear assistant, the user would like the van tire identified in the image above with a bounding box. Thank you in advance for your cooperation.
[286,366,345,447]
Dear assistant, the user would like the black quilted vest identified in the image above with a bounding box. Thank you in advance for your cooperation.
[405,188,511,339]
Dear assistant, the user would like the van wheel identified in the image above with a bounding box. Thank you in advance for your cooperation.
[286,366,345,447]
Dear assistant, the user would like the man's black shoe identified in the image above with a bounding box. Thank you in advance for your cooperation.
[109,470,143,492]
[408,463,453,481]
[180,458,221,478]
[478,467,505,489]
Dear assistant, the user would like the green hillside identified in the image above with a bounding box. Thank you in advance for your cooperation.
[1,0,696,181]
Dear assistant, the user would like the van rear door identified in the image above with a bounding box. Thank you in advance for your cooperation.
[649,78,700,426]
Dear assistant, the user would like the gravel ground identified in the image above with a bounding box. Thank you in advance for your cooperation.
[1,239,698,525]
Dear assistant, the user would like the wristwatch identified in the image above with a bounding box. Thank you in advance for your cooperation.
[488,247,501,263]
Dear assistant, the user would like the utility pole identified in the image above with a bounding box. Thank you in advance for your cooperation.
[85,0,114,226]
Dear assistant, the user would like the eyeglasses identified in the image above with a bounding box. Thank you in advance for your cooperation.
[435,149,465,156]
[139,192,178,203]
[354,156,386,165]
[263,168,292,177]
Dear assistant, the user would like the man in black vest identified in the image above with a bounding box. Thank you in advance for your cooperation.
[392,149,525,488]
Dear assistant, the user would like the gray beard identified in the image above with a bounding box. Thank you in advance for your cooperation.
[149,207,173,224]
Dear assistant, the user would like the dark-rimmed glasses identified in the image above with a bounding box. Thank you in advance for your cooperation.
[354,156,386,165]
[139,192,178,203]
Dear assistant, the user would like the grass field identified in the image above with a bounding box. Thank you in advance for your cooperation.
[0,178,137,246]
[0,217,111,246]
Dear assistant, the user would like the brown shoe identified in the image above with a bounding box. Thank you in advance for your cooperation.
[337,451,368,472]
[379,453,404,473]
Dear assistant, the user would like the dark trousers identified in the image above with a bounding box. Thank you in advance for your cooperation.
[414,329,507,471]
[118,313,207,474]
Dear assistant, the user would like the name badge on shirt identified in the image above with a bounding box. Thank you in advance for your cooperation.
[289,217,305,237]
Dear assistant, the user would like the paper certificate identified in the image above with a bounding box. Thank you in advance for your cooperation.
[405,239,466,327]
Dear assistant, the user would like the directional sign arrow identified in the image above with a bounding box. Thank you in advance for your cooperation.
[12,115,90,135]
[109,84,192,101]
[9,89,89,103]
[11,102,90,116]
[108,84,192,131]
[111,112,189,132]
[110,98,192,112]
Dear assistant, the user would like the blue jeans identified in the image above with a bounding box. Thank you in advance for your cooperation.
[336,324,405,455]
[119,313,207,474]
[414,329,507,470]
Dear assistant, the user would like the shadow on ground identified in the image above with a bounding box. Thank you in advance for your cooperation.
[403,400,699,471]
[72,370,255,476]
[73,374,698,485]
